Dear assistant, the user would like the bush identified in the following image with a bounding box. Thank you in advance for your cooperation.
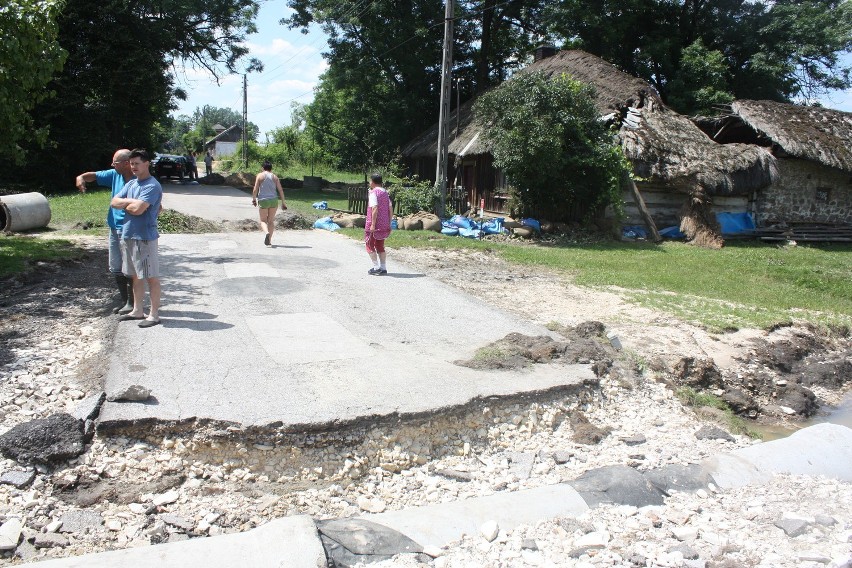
[387,176,439,216]
[474,71,629,222]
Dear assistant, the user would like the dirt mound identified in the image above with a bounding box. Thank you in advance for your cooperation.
[455,322,616,371]
[199,173,226,185]
[221,213,314,232]
[158,209,221,233]
[223,172,255,188]
[664,328,852,419]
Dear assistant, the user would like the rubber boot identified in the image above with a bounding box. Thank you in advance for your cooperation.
[115,274,134,315]
[112,274,128,313]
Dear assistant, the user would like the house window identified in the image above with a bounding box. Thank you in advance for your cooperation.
[815,187,830,203]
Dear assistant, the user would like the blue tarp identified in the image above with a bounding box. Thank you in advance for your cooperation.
[658,226,685,238]
[458,227,482,239]
[623,225,650,239]
[313,216,340,231]
[717,212,756,235]
[482,217,506,235]
[447,215,478,230]
[521,218,541,233]
[312,201,328,210]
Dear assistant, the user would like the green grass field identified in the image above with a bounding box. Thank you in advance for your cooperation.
[3,186,851,332]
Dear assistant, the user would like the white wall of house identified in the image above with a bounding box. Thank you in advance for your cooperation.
[215,142,238,158]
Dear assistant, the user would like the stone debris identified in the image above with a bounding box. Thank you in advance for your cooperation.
[694,424,736,442]
[0,518,23,551]
[480,520,499,542]
[58,510,103,534]
[33,533,69,549]
[0,413,86,465]
[0,469,36,489]
[106,384,151,402]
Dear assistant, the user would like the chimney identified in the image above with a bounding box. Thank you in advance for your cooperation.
[534,45,557,62]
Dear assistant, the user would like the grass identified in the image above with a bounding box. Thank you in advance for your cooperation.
[46,189,111,235]
[675,386,761,438]
[0,234,84,275]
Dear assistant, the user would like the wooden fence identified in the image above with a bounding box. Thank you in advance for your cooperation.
[347,187,467,217]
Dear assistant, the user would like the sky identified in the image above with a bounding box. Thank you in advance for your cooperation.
[173,1,852,141]
[173,1,329,141]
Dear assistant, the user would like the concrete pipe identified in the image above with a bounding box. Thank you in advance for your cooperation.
[0,192,52,232]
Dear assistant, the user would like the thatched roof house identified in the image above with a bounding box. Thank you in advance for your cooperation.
[402,50,775,225]
[694,100,852,226]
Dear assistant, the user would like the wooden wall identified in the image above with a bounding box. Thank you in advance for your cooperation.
[618,185,750,229]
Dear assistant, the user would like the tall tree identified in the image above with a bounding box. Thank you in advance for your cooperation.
[284,0,447,169]
[283,0,547,168]
[9,0,260,187]
[545,0,852,114]
[0,0,66,164]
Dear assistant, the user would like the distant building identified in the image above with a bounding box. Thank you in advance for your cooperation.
[205,124,243,158]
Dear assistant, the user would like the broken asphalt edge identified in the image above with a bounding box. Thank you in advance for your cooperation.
[93,378,599,436]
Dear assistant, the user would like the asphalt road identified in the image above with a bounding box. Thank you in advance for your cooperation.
[98,183,593,430]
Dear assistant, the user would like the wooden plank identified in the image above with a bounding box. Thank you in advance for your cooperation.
[626,176,662,243]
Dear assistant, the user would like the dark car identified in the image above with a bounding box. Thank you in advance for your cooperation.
[152,154,187,181]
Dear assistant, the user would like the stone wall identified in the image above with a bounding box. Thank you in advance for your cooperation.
[756,159,852,225]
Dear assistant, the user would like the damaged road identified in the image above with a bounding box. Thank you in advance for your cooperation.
[1,225,851,565]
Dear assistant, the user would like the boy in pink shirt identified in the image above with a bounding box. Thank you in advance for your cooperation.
[365,173,392,275]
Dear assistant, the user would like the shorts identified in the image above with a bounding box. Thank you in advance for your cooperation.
[108,227,123,273]
[258,198,279,209]
[365,234,385,254]
[121,239,160,279]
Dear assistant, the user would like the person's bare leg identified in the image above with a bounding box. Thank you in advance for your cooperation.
[146,278,161,322]
[378,251,387,270]
[258,209,269,235]
[127,276,145,317]
[266,209,276,240]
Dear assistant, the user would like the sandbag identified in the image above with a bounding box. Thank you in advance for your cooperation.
[401,215,423,231]
[331,213,366,229]
[513,226,535,238]
[420,214,442,232]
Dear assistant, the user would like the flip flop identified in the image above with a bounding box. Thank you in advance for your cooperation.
[138,319,160,328]
[119,314,145,321]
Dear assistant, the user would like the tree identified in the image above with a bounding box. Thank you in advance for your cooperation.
[474,71,628,222]
[0,0,66,164]
[8,0,260,187]
[666,40,734,115]
[284,1,551,168]
[544,0,852,113]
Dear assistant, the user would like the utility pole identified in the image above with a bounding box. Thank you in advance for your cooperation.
[435,0,454,218]
[242,74,248,169]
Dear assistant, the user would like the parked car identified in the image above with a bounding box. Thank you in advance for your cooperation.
[152,154,187,181]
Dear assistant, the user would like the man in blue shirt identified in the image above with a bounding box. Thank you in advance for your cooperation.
[110,149,163,328]
[75,149,135,314]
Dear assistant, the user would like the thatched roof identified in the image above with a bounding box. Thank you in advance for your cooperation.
[402,50,776,195]
[729,100,852,173]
